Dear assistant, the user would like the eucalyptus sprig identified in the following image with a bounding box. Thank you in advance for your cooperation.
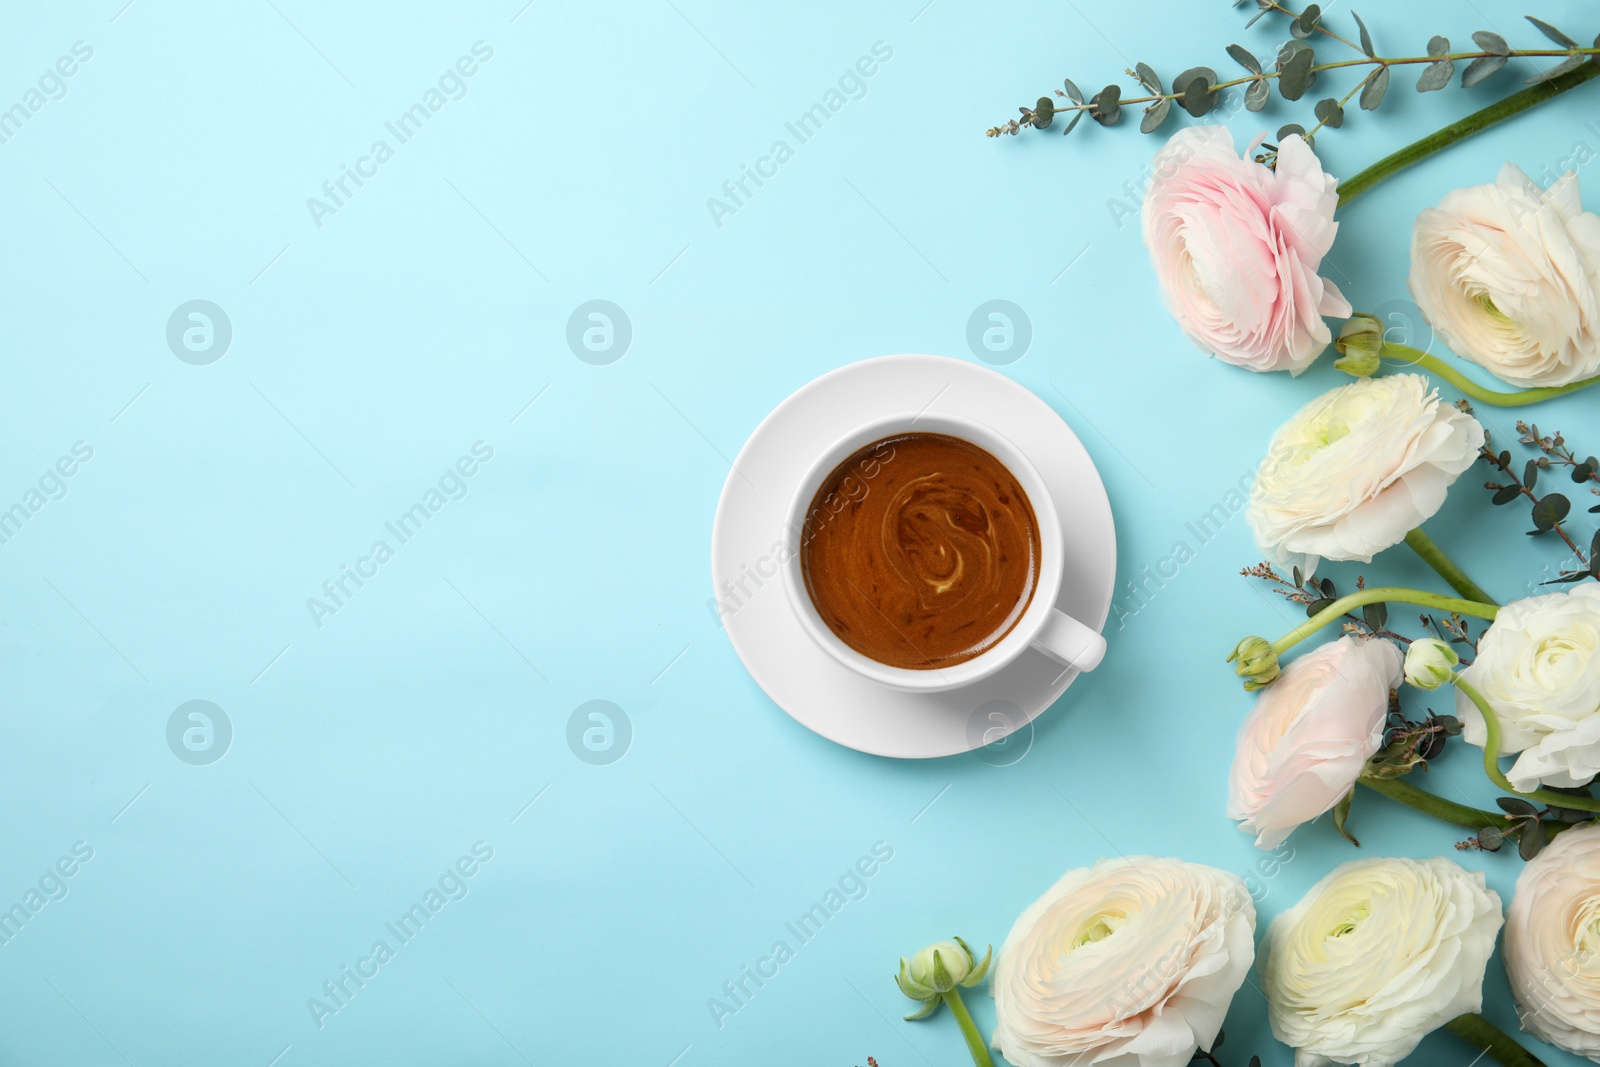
[1479,427,1599,585]
[988,4,1600,155]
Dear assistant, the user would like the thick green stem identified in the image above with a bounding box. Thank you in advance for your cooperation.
[941,989,993,1067]
[1340,61,1600,205]
[1380,344,1600,406]
[1271,587,1498,656]
[1356,776,1503,831]
[1456,676,1600,813]
[1358,771,1572,842]
[1403,528,1497,605]
[1444,1013,1549,1067]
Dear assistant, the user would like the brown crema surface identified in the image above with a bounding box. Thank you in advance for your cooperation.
[800,432,1040,670]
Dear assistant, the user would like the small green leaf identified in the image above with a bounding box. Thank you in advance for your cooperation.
[1279,45,1316,100]
[1427,34,1450,58]
[1062,109,1084,135]
[1498,796,1539,817]
[1478,825,1504,851]
[1492,484,1522,505]
[1319,577,1336,599]
[1180,74,1218,117]
[1291,3,1322,38]
[1462,54,1507,87]
[1473,30,1509,55]
[1417,60,1454,91]
[1305,595,1333,616]
[1292,566,1303,589]
[1532,493,1571,532]
[1314,97,1344,128]
[1332,790,1358,845]
[1500,449,1513,469]
[1091,84,1121,125]
[1360,65,1390,109]
[1227,44,1262,74]
[1140,97,1172,133]
[1530,55,1588,84]
[1245,77,1271,111]
[1363,602,1387,630]
[1527,16,1578,49]
[1573,462,1594,482]
[1525,459,1540,490]
[1062,77,1084,104]
[1353,11,1375,56]
[1520,817,1548,861]
[1134,62,1162,93]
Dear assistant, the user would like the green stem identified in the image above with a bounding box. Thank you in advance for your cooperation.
[1380,344,1600,406]
[1444,1013,1549,1067]
[1356,776,1503,831]
[941,989,994,1067]
[1403,528,1498,605]
[1358,771,1572,842]
[1340,60,1600,204]
[1271,587,1498,656]
[1456,676,1600,812]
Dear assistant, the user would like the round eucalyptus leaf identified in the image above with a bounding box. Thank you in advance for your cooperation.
[1139,96,1172,134]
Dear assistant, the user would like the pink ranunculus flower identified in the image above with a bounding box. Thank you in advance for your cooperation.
[1227,636,1402,849]
[1504,823,1600,1060]
[1142,126,1352,374]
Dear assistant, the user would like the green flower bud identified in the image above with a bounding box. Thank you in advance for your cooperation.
[895,936,992,1020]
[1228,636,1281,691]
[1404,637,1459,690]
[1333,313,1384,377]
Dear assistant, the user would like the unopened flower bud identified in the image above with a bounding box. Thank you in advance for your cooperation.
[1229,636,1281,691]
[1334,313,1384,377]
[896,936,992,1020]
[1404,637,1459,690]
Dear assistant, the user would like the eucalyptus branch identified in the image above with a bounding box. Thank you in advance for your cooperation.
[989,6,1600,155]
[1519,421,1600,491]
[1480,437,1591,570]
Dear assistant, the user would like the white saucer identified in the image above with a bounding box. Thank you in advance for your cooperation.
[709,354,1116,759]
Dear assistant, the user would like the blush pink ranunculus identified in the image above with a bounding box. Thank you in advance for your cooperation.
[1143,126,1352,375]
[1227,635,1402,849]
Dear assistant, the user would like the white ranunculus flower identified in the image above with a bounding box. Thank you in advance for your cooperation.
[1228,636,1402,850]
[1411,164,1600,388]
[1246,373,1483,574]
[1457,584,1600,792]
[991,856,1255,1067]
[1505,823,1600,1060]
[1263,856,1502,1067]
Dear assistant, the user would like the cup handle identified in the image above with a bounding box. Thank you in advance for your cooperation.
[1031,608,1106,672]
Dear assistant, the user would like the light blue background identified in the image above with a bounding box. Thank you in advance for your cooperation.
[2,1,1598,1064]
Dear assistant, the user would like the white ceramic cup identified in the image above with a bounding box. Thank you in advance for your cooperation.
[781,411,1106,692]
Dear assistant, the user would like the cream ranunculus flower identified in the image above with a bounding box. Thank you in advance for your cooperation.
[1246,372,1483,574]
[1143,126,1351,374]
[1263,856,1502,1067]
[1228,636,1402,850]
[1505,823,1600,1060]
[1457,584,1600,792]
[1411,164,1600,387]
[991,857,1255,1067]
